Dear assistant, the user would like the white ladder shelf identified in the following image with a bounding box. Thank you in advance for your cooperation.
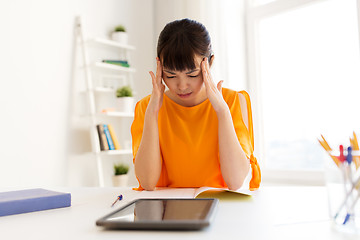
[74,16,135,187]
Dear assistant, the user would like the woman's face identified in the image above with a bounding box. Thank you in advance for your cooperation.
[162,55,207,107]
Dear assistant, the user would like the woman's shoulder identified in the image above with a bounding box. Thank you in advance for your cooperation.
[135,95,151,109]
[222,87,239,103]
[133,95,151,117]
[222,87,238,95]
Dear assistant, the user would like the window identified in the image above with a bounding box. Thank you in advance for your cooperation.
[247,0,360,175]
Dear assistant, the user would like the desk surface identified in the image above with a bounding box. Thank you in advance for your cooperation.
[0,186,358,240]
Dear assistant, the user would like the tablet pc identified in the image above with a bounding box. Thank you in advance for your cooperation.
[96,198,218,230]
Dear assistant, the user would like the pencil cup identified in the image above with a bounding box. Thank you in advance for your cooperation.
[325,151,360,234]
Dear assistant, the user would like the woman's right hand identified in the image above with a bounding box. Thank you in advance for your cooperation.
[148,57,165,114]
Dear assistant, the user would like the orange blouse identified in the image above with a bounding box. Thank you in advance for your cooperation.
[131,88,260,190]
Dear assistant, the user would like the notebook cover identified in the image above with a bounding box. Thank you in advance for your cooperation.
[0,188,71,217]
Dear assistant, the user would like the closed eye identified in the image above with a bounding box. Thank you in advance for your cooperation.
[189,75,199,78]
[166,76,176,79]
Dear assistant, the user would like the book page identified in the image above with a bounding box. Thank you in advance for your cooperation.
[134,187,253,200]
[194,187,252,200]
[136,187,197,199]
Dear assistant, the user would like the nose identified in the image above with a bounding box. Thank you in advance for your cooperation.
[177,78,189,91]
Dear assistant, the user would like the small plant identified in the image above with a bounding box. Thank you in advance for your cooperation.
[116,85,133,98]
[114,25,126,32]
[114,163,129,175]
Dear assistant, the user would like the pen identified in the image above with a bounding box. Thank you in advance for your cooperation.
[342,147,354,224]
[346,147,353,182]
[343,188,360,224]
[111,194,123,207]
[334,170,360,220]
[339,145,345,163]
[338,145,348,192]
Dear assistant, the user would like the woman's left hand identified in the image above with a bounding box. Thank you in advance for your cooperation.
[201,57,227,113]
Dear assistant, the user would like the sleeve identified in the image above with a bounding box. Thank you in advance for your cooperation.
[238,91,261,190]
[131,100,146,163]
[226,91,261,190]
[130,97,150,191]
[227,93,253,158]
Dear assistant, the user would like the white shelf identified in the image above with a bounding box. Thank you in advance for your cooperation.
[97,111,134,117]
[97,149,132,156]
[93,87,115,93]
[87,38,136,50]
[92,62,136,73]
[92,87,137,96]
[76,18,135,187]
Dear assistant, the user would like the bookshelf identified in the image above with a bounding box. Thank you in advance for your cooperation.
[75,17,135,187]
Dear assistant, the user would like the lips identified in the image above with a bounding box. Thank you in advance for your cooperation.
[177,92,192,98]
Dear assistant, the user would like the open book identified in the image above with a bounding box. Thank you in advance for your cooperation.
[136,187,252,200]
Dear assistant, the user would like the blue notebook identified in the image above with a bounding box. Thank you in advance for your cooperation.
[0,188,71,217]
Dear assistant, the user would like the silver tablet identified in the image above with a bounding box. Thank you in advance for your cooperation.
[96,198,218,230]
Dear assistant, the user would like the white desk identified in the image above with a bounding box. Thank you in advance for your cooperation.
[0,186,358,240]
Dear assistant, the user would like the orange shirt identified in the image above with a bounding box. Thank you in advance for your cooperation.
[131,88,257,189]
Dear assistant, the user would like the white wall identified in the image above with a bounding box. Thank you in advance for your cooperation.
[0,0,154,188]
[0,0,247,188]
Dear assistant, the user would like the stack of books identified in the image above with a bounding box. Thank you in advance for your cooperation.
[96,124,121,151]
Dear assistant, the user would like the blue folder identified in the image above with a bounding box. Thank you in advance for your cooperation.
[0,188,71,217]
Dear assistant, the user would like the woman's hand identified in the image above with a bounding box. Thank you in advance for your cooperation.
[148,57,165,114]
[201,57,227,113]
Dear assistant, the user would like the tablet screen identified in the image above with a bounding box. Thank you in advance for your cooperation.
[96,198,218,230]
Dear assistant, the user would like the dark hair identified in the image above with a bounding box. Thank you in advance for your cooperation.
[157,18,212,71]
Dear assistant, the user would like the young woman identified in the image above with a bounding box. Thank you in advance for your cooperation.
[131,18,261,191]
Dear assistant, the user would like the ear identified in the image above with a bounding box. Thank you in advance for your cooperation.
[209,55,215,68]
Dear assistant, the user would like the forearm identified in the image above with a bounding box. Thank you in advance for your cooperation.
[217,107,250,190]
[134,110,162,190]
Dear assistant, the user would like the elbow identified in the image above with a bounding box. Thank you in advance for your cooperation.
[134,165,158,191]
[137,173,158,191]
[141,182,157,191]
[226,166,250,191]
[227,181,244,191]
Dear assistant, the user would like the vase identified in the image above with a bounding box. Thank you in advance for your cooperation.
[112,174,128,187]
[116,97,134,113]
[111,32,128,45]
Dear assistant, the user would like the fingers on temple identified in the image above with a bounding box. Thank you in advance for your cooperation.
[149,71,156,85]
[201,58,209,83]
[202,58,217,91]
[156,58,162,83]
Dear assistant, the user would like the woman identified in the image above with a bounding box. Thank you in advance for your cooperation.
[131,18,260,191]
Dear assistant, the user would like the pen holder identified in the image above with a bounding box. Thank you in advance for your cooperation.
[325,150,360,234]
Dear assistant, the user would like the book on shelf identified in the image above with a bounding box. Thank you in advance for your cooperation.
[107,124,121,150]
[102,60,130,68]
[103,124,115,150]
[96,124,123,151]
[96,124,109,151]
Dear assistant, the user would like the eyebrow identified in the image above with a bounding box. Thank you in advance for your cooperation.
[164,70,176,75]
[163,69,200,75]
[186,69,199,74]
